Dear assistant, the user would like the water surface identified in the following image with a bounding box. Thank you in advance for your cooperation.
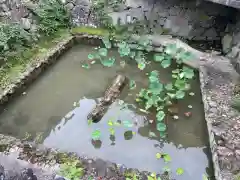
[0,44,213,180]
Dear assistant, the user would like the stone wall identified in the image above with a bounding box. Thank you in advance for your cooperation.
[107,0,233,41]
[0,0,37,31]
[0,0,236,42]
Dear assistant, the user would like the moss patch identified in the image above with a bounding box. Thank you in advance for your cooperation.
[0,29,71,92]
[71,26,110,36]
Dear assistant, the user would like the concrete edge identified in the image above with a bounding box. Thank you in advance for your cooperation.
[199,67,224,180]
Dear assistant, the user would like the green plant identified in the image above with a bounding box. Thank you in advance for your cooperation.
[32,0,70,36]
[60,159,84,180]
[0,22,34,61]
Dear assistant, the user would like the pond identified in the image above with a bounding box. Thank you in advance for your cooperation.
[0,44,213,180]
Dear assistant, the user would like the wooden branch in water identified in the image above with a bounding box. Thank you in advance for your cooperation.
[87,74,127,122]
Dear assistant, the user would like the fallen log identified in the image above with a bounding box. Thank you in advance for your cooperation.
[87,74,127,122]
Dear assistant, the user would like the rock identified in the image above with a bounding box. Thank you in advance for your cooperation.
[222,34,233,54]
[0,3,9,12]
[65,2,74,10]
[20,18,31,30]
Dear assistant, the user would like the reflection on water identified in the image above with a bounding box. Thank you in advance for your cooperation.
[0,44,213,180]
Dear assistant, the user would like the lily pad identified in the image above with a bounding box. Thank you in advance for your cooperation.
[165,83,173,91]
[98,48,108,57]
[81,64,90,69]
[176,168,184,175]
[123,120,133,127]
[156,153,162,159]
[138,62,146,70]
[157,123,167,132]
[163,154,171,162]
[176,90,185,99]
[154,54,164,62]
[108,120,113,126]
[149,131,157,137]
[161,59,171,68]
[129,80,136,90]
[88,54,95,60]
[156,111,165,121]
[109,128,115,135]
[101,57,115,67]
[92,130,101,140]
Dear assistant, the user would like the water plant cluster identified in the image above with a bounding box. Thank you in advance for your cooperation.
[83,36,195,139]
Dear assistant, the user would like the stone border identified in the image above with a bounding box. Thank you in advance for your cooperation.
[0,36,75,107]
[199,54,240,180]
[0,134,168,180]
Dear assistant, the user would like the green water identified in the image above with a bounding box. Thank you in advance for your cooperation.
[0,44,213,180]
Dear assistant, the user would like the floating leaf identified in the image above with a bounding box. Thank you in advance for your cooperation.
[174,79,186,90]
[156,111,165,122]
[149,131,157,138]
[167,93,175,99]
[147,176,154,180]
[176,90,185,99]
[138,62,146,70]
[129,80,136,90]
[156,153,162,159]
[98,48,108,56]
[154,54,165,62]
[81,63,90,69]
[109,128,115,135]
[165,83,173,91]
[123,120,133,127]
[108,120,113,126]
[157,123,167,132]
[129,51,136,59]
[88,54,95,60]
[114,122,121,126]
[161,59,171,68]
[160,131,166,138]
[102,37,111,49]
[163,154,171,162]
[162,166,171,172]
[91,130,101,140]
[182,66,194,79]
[101,57,115,67]
[124,130,133,140]
[165,44,178,55]
[88,119,93,125]
[149,82,163,94]
[176,168,184,175]
[202,174,208,180]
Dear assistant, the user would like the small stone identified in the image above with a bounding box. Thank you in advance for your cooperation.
[20,18,32,30]
[209,101,217,107]
[173,115,179,120]
[235,150,240,159]
[0,3,8,12]
[217,146,234,157]
[65,2,74,10]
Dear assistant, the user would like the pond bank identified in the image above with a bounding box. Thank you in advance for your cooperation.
[0,134,171,180]
[199,55,240,180]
